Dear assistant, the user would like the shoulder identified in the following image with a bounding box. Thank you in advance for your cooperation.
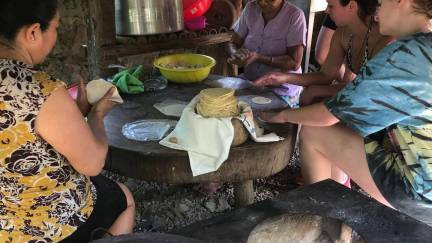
[397,32,432,53]
[33,71,66,97]
[243,0,259,12]
[361,33,432,80]
[333,27,349,50]
[282,1,305,18]
[238,0,259,22]
[378,33,432,62]
[0,59,34,83]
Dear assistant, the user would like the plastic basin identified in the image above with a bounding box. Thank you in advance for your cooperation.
[154,53,216,83]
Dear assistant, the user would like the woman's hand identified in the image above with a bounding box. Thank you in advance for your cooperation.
[228,48,253,66]
[74,75,91,116]
[253,72,290,86]
[245,51,259,65]
[88,87,118,119]
[258,110,287,124]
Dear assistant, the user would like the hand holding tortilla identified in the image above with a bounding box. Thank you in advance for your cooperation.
[86,79,124,104]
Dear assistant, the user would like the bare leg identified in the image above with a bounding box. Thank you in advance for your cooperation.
[108,182,136,235]
[299,124,393,208]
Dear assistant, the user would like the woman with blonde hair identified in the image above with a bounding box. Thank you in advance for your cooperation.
[259,0,432,225]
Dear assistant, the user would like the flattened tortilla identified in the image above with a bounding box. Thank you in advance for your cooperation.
[252,96,272,105]
[86,79,123,104]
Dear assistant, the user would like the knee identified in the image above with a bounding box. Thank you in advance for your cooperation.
[116,182,135,209]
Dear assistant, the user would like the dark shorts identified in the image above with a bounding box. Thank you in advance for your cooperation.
[365,137,432,226]
[60,175,128,242]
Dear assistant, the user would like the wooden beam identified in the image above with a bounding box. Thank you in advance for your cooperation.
[100,32,233,60]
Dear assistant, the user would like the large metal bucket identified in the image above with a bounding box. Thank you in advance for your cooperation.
[115,0,184,36]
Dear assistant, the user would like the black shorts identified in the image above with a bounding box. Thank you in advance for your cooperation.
[60,175,128,242]
[365,137,432,226]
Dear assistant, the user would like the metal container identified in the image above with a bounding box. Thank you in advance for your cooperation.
[115,0,184,36]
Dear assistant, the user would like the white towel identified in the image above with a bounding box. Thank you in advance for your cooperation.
[159,96,284,176]
[160,96,234,176]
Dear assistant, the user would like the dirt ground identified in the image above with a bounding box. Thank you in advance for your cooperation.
[104,148,302,233]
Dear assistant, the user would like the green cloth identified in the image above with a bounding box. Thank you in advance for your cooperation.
[112,65,145,94]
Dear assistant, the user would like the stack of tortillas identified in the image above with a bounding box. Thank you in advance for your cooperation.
[196,88,240,118]
[196,88,247,146]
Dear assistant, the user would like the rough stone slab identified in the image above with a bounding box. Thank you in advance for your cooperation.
[175,180,432,243]
[90,232,204,243]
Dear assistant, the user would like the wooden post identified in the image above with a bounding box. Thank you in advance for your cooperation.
[86,0,117,78]
[304,0,328,72]
[233,180,254,207]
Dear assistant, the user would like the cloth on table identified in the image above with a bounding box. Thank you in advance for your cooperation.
[159,96,283,176]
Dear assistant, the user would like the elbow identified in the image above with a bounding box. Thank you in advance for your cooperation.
[294,61,302,71]
[68,145,108,176]
[80,158,105,177]
[320,114,340,127]
[315,54,326,66]
[322,119,339,127]
[75,156,106,176]
[291,60,302,71]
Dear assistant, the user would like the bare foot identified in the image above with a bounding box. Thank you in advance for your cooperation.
[194,182,221,195]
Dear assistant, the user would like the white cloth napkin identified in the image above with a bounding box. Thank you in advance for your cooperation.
[160,96,284,176]
[160,96,234,176]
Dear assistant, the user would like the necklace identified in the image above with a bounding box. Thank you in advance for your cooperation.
[346,18,373,73]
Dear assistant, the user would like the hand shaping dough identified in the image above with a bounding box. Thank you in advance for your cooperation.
[251,96,272,105]
[86,79,123,104]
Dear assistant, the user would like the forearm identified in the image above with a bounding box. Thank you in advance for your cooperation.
[86,112,109,153]
[256,54,299,71]
[281,71,335,87]
[76,101,90,117]
[275,103,339,126]
[311,84,346,98]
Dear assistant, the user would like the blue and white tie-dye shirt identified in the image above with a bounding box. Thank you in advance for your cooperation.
[325,33,432,200]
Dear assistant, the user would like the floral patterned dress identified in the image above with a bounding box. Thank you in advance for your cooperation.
[0,59,96,242]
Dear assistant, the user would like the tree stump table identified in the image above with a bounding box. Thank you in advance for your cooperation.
[104,77,297,206]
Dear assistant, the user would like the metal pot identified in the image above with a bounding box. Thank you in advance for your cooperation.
[115,0,184,36]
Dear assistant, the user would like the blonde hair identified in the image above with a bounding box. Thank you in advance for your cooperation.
[412,0,432,18]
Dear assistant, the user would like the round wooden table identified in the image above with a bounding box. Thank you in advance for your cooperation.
[104,78,297,206]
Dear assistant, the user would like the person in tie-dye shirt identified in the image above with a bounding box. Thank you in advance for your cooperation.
[259,0,432,225]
